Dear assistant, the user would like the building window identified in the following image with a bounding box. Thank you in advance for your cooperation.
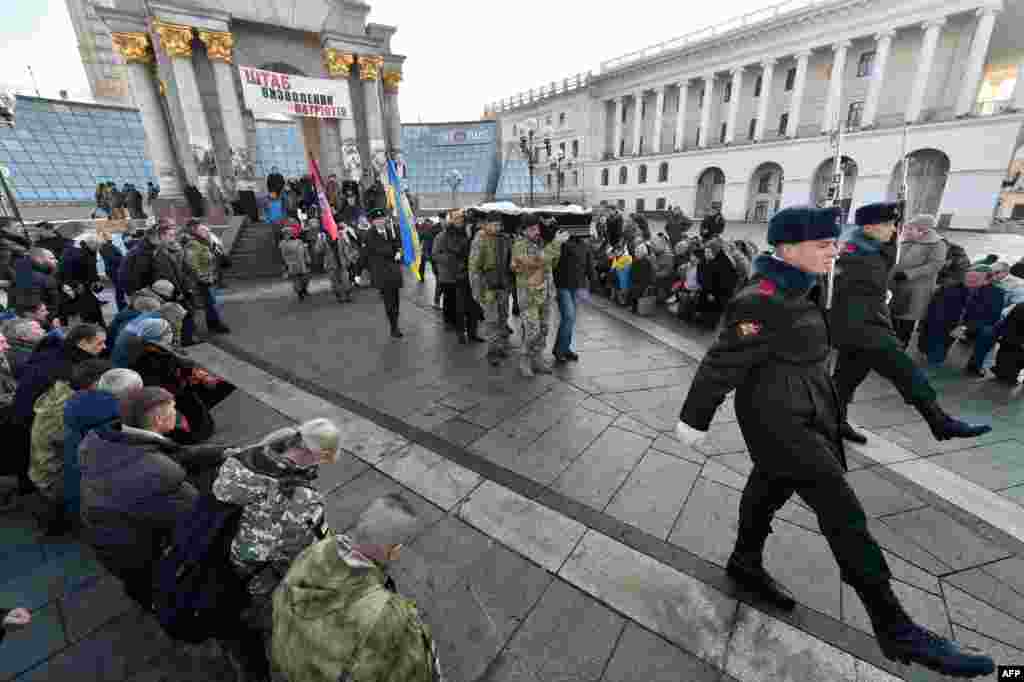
[559,142,566,155]
[636,198,646,212]
[847,101,864,128]
[619,139,625,156]
[572,170,579,186]
[758,173,773,194]
[778,113,789,135]
[658,162,669,182]
[559,112,567,127]
[723,81,732,102]
[754,75,763,98]
[572,140,579,157]
[545,147,550,161]
[784,67,796,91]
[545,115,552,126]
[546,173,552,188]
[619,166,628,184]
[638,136,644,154]
[621,107,627,123]
[857,51,875,78]
[601,168,609,186]
[748,118,757,140]
[656,197,667,210]
[618,199,626,210]
[558,171,565,187]
[699,89,705,107]
[695,127,701,146]
[638,165,648,184]
[719,122,727,143]
[513,124,518,136]
[641,100,647,119]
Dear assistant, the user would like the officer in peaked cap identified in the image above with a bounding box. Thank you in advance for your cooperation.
[364,207,404,338]
[829,201,990,445]
[675,205,994,678]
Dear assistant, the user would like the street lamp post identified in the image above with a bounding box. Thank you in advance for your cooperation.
[443,169,463,209]
[519,126,551,207]
[549,150,574,204]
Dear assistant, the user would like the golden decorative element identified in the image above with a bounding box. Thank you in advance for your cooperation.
[323,48,355,78]
[153,20,194,58]
[358,55,384,81]
[197,30,234,63]
[111,32,154,64]
[158,79,167,97]
[382,70,402,94]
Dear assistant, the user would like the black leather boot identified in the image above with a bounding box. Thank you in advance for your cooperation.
[726,552,796,611]
[388,311,403,338]
[839,421,867,444]
[913,400,991,441]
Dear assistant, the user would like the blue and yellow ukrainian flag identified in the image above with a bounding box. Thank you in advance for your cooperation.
[385,158,421,280]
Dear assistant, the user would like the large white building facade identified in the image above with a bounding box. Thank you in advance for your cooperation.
[486,0,1024,229]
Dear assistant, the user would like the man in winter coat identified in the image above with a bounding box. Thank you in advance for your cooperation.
[107,293,161,354]
[280,224,312,301]
[267,166,285,197]
[212,418,339,630]
[699,207,726,241]
[59,235,106,327]
[675,206,995,679]
[511,217,568,377]
[272,494,445,682]
[323,224,358,304]
[99,235,127,312]
[552,235,591,363]
[365,208,404,338]
[3,319,44,379]
[182,221,230,338]
[830,202,991,445]
[11,248,59,312]
[889,215,947,349]
[0,219,31,283]
[436,212,475,344]
[469,213,515,365]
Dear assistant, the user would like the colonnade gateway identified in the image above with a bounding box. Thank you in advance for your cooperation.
[79,0,404,215]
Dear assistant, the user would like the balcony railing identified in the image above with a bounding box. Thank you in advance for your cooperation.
[484,72,593,116]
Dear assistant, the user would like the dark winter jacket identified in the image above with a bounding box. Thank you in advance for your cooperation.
[365,227,403,290]
[60,244,101,286]
[13,338,94,422]
[62,390,121,519]
[936,239,971,289]
[100,243,124,287]
[268,172,286,196]
[964,285,1008,328]
[554,238,593,290]
[829,226,898,349]
[699,213,725,240]
[152,243,194,304]
[107,308,143,354]
[434,225,470,283]
[6,337,37,380]
[11,256,59,311]
[0,227,30,282]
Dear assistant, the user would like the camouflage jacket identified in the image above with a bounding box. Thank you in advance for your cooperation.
[511,235,562,309]
[467,223,509,304]
[183,236,216,285]
[212,432,328,596]
[272,534,444,682]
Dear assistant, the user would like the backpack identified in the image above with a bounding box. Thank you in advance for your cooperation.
[151,494,249,643]
[119,242,154,295]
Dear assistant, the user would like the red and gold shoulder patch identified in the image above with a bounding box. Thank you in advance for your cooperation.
[737,321,763,337]
[757,279,777,296]
[844,242,858,254]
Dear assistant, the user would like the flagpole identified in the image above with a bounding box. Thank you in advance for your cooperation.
[896,123,909,265]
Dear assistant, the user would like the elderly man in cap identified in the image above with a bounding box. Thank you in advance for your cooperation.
[510,216,568,377]
[830,202,990,445]
[676,206,994,678]
[365,208,405,338]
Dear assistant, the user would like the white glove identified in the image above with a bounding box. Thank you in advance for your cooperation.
[675,421,706,447]
[3,608,31,630]
[394,252,402,262]
[554,230,570,244]
[885,289,893,305]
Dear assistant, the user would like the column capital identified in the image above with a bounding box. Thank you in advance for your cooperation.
[975,5,1000,18]
[832,40,852,52]
[703,72,716,81]
[358,55,384,81]
[761,58,777,68]
[152,20,193,58]
[922,16,948,31]
[677,79,690,89]
[794,49,813,60]
[730,66,745,77]
[382,69,402,94]
[323,48,356,77]
[111,31,154,64]
[197,30,233,63]
[874,29,896,42]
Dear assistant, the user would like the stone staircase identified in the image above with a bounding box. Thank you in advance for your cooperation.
[225,221,282,280]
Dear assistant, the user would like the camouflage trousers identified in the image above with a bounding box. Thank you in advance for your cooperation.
[290,273,310,297]
[481,290,511,357]
[520,302,551,358]
[329,263,352,300]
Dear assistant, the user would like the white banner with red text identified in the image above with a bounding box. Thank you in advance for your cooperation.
[238,65,353,120]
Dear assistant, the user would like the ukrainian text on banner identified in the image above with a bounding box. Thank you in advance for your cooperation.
[238,66,353,119]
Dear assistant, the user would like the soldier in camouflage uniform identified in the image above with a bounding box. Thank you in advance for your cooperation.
[272,494,445,682]
[469,213,514,367]
[511,217,568,377]
[324,224,360,303]
[212,418,340,630]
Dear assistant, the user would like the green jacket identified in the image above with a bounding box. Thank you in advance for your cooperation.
[29,381,74,495]
[272,535,443,682]
[511,236,562,309]
[183,236,217,285]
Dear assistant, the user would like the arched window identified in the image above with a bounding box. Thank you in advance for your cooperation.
[658,162,669,182]
[638,165,648,184]
[619,166,628,184]
[601,168,609,186]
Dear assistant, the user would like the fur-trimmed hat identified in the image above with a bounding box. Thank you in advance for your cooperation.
[766,206,842,245]
[854,202,900,226]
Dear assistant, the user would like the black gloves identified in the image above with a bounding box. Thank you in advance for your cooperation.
[892,271,908,282]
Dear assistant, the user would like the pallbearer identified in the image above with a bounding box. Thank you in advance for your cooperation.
[676,206,994,678]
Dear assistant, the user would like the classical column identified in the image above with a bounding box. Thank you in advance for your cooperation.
[822,41,850,132]
[653,86,665,153]
[382,69,403,153]
[787,51,811,137]
[196,30,254,191]
[674,81,689,151]
[1013,56,1024,112]
[861,30,894,128]
[956,7,1000,117]
[359,55,387,178]
[754,59,775,141]
[905,19,946,123]
[612,96,624,157]
[110,31,182,196]
[724,67,744,144]
[698,73,714,148]
[153,20,214,181]
[323,48,360,183]
[632,90,644,155]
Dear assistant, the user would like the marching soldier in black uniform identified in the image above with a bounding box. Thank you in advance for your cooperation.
[676,206,994,678]
[830,202,990,444]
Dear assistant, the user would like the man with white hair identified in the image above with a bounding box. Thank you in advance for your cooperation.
[272,493,445,682]
[212,418,340,630]
[3,318,45,378]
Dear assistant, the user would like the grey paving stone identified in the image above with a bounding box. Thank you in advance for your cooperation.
[944,566,1024,624]
[484,580,624,682]
[430,417,488,448]
[404,403,462,431]
[762,520,842,620]
[843,469,927,518]
[322,468,445,541]
[883,420,1015,458]
[847,398,921,430]
[313,449,370,495]
[585,366,696,394]
[126,639,235,682]
[693,422,748,456]
[578,396,620,417]
[390,516,497,598]
[980,556,1024,598]
[0,542,103,611]
[60,575,137,644]
[437,390,486,413]
[600,622,723,682]
[882,550,942,595]
[714,452,754,478]
[929,440,1024,491]
[612,414,661,439]
[841,580,951,638]
[669,478,741,567]
[205,386,295,447]
[999,484,1024,505]
[949,625,1024,682]
[865,518,952,575]
[879,507,1012,571]
[468,427,537,467]
[505,408,615,485]
[651,434,708,465]
[1,604,68,680]
[701,459,749,492]
[944,584,1024,650]
[553,427,652,510]
[605,449,701,540]
[374,444,481,511]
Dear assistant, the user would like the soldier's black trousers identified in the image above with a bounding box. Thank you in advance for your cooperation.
[737,465,892,588]
[833,339,936,408]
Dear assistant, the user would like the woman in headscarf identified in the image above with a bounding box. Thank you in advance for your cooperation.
[889,214,947,350]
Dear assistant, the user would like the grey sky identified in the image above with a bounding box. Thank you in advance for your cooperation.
[1,0,765,121]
